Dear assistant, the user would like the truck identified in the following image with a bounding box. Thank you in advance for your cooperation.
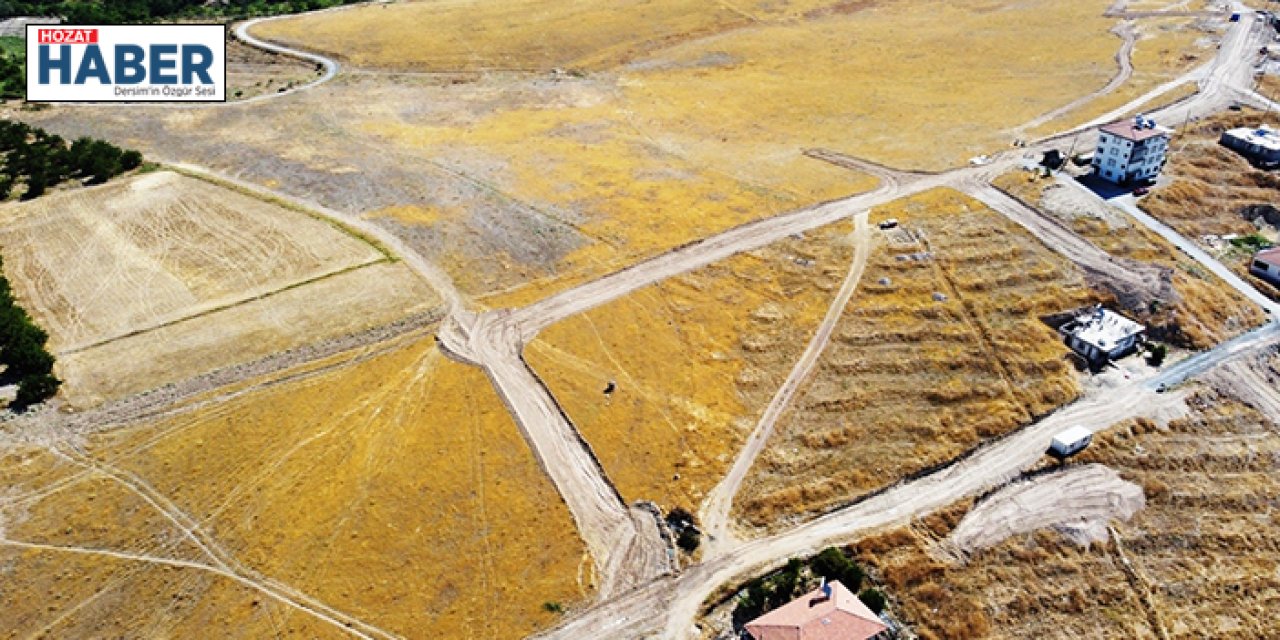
[1047,426,1093,460]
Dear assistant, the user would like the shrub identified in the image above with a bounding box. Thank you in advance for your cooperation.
[859,587,887,614]
[676,526,700,553]
[1147,343,1167,367]
[812,547,864,592]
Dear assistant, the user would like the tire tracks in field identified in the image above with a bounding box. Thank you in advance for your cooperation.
[698,211,872,556]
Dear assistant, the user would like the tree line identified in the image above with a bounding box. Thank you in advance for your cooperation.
[0,257,59,410]
[0,37,21,101]
[0,0,361,23]
[0,120,143,200]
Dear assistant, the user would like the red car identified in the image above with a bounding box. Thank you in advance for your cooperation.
[1133,186,1150,196]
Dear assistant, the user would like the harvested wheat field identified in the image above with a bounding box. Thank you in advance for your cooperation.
[0,171,441,407]
[0,334,587,639]
[734,189,1099,530]
[850,354,1280,640]
[994,171,1267,347]
[525,220,856,512]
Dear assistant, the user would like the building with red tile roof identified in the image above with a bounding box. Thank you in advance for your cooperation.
[745,580,889,640]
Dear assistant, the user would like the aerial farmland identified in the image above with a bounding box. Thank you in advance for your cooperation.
[1,1,1279,639]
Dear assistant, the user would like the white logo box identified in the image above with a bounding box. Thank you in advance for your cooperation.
[26,24,226,103]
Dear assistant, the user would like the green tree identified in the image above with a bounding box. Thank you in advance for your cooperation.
[811,547,864,592]
[859,587,887,614]
[1147,343,1167,367]
[13,372,59,410]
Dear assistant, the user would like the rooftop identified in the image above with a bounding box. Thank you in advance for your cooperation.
[1100,118,1172,142]
[1256,247,1280,266]
[745,580,887,640]
[1062,306,1145,351]
[1223,125,1280,152]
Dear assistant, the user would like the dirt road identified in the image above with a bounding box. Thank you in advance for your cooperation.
[526,9,1280,636]
[437,311,673,597]
[234,15,338,104]
[964,182,1173,308]
[1012,22,1138,136]
[698,212,873,556]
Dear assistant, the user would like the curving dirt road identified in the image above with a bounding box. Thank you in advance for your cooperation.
[437,310,674,598]
[524,8,1280,637]
[1011,21,1138,136]
[233,15,339,104]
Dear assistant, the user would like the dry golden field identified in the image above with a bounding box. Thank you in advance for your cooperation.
[733,189,1098,529]
[0,334,588,639]
[525,220,855,512]
[0,171,442,407]
[1026,11,1216,138]
[994,171,1267,348]
[853,370,1280,640]
[13,0,1175,308]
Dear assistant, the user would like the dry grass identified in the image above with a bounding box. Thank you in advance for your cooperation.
[253,0,864,72]
[994,170,1268,348]
[525,220,855,511]
[1027,11,1216,137]
[15,0,1161,307]
[0,171,441,408]
[735,189,1097,529]
[0,335,588,638]
[853,378,1280,640]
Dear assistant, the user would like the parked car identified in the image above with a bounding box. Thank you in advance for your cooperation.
[1133,186,1150,196]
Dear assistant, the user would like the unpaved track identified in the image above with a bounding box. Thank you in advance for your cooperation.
[1012,22,1138,136]
[527,9,1279,637]
[964,182,1172,306]
[699,212,873,556]
[437,313,673,598]
[234,14,339,104]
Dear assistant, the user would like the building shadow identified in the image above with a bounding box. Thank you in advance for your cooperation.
[1073,173,1133,200]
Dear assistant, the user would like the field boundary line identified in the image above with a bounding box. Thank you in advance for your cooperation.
[166,164,398,260]
[57,258,388,356]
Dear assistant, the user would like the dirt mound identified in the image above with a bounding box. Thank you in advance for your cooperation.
[947,464,1144,554]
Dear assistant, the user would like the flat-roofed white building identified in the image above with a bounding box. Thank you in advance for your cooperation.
[1220,124,1280,168]
[1060,305,1146,365]
[1092,116,1172,185]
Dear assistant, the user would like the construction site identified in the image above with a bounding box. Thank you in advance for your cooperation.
[0,1,1279,639]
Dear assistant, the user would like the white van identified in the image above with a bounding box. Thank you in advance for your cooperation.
[1048,426,1093,459]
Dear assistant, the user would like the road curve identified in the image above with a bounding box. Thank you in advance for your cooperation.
[527,9,1277,638]
[232,14,340,105]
